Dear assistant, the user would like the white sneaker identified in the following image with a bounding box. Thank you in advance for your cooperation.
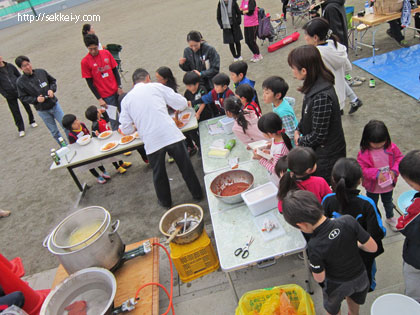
[233,57,239,62]
[19,131,25,137]
[30,122,38,128]
[250,56,257,62]
[256,54,263,62]
[237,56,243,61]
[386,217,398,231]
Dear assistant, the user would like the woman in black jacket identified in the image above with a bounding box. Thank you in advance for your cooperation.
[288,45,346,185]
[179,31,220,91]
[217,0,243,61]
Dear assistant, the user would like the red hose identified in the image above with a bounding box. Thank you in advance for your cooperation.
[135,242,175,315]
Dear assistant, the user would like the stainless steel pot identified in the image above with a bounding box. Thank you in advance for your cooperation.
[159,204,204,244]
[40,267,117,315]
[43,206,124,274]
[210,169,254,204]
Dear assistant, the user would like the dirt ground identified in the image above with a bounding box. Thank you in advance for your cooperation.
[0,0,419,275]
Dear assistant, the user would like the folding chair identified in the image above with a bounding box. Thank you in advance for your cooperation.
[289,0,311,28]
[346,6,356,49]
[105,43,128,83]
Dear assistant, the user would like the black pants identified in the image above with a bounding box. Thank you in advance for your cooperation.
[244,25,260,55]
[185,130,200,149]
[282,0,289,18]
[89,165,106,178]
[388,19,404,42]
[229,42,242,58]
[0,291,25,309]
[6,98,35,132]
[147,140,202,207]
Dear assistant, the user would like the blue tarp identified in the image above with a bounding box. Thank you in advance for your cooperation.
[353,44,420,100]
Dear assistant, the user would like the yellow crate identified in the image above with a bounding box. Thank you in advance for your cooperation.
[235,284,315,315]
[169,230,220,283]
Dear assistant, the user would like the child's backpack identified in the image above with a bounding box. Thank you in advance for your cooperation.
[257,7,274,40]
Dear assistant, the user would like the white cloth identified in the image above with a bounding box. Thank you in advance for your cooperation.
[317,40,352,110]
[119,82,187,154]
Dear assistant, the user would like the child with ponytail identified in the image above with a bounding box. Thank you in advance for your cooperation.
[278,146,331,213]
[253,112,293,185]
[224,96,265,145]
[322,157,386,291]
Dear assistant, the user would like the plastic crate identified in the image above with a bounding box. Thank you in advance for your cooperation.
[235,284,315,315]
[169,230,220,282]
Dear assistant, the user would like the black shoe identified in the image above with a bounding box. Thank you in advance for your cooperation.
[348,98,363,114]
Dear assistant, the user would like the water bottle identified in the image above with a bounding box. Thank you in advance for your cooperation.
[58,136,67,147]
[364,0,370,14]
[224,139,236,151]
[51,149,60,165]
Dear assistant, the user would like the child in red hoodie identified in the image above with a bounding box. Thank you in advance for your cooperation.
[396,150,420,302]
[277,146,331,213]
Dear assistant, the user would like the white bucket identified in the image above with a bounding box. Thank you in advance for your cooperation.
[371,293,420,315]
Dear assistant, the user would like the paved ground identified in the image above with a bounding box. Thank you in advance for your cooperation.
[2,0,420,313]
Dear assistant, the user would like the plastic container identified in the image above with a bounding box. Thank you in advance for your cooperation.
[378,172,392,188]
[169,230,219,283]
[371,293,420,315]
[397,190,417,214]
[235,284,315,315]
[219,117,235,134]
[242,182,278,216]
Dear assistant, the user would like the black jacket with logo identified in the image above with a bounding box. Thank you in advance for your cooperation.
[0,62,21,100]
[16,69,58,111]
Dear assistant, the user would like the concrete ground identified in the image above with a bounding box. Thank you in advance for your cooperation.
[2,0,419,313]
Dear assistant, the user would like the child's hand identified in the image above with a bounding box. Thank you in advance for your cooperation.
[252,149,262,160]
[187,101,192,107]
[265,142,272,149]
[390,171,396,180]
[378,172,387,183]
[99,108,106,114]
[195,112,200,120]
[95,130,99,136]
[262,148,270,155]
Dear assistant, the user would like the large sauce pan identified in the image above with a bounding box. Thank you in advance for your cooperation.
[210,169,254,204]
[43,206,124,274]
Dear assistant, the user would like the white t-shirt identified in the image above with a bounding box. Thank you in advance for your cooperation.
[119,82,187,154]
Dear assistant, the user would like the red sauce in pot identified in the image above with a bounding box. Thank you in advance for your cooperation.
[220,182,250,196]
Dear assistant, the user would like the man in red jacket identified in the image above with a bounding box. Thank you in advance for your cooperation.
[81,34,123,131]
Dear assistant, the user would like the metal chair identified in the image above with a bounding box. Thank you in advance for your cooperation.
[289,0,311,28]
[105,43,128,83]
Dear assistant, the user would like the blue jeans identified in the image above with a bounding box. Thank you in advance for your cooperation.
[103,93,119,131]
[37,102,68,145]
[366,190,394,219]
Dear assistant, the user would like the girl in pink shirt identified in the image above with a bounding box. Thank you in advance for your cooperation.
[357,120,404,230]
[225,96,266,145]
[240,0,262,62]
[277,146,332,213]
[253,112,293,186]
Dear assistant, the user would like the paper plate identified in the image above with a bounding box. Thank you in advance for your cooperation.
[76,135,91,146]
[98,131,113,140]
[119,135,135,145]
[100,141,118,152]
[397,190,417,214]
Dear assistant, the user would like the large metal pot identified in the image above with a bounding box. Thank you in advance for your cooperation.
[40,267,117,315]
[159,204,204,244]
[43,206,124,274]
[210,169,254,204]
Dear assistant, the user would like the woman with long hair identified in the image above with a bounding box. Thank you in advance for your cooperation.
[288,45,346,184]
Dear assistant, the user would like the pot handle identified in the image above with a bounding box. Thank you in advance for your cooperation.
[109,220,120,235]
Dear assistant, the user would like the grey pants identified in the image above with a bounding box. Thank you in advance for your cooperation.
[403,261,420,302]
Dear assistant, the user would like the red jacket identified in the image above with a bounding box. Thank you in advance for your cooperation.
[278,176,332,213]
[357,143,404,193]
[397,193,420,269]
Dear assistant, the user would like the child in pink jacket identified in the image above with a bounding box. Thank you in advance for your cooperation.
[357,120,404,231]
[224,96,266,145]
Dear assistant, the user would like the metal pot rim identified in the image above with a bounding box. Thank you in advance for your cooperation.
[159,203,204,238]
[51,206,110,250]
[40,267,117,315]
